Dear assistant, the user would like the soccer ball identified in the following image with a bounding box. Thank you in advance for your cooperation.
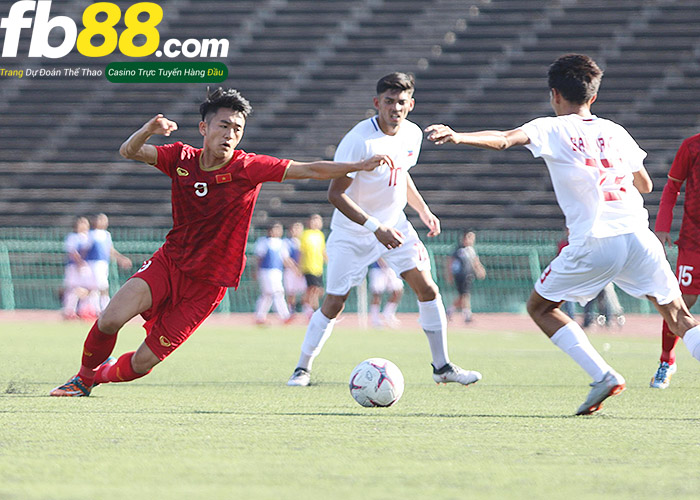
[349,358,404,407]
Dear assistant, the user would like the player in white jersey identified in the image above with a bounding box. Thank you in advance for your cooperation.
[287,72,482,387]
[62,216,93,319]
[85,213,132,314]
[426,54,700,415]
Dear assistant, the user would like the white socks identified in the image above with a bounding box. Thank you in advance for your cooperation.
[418,294,450,369]
[683,325,700,361]
[550,322,612,383]
[296,309,336,371]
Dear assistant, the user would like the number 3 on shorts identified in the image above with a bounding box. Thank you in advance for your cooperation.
[679,265,694,287]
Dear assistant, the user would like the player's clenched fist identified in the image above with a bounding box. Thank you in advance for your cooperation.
[147,114,178,136]
[424,124,458,145]
[361,154,395,171]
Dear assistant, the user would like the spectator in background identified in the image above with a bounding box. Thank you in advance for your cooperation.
[85,213,132,314]
[299,214,326,318]
[368,259,404,328]
[446,231,486,323]
[62,216,93,320]
[283,222,306,320]
[254,222,292,325]
[581,283,625,329]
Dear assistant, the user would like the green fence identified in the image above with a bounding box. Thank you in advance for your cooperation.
[0,228,675,314]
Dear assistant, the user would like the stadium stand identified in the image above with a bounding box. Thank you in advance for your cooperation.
[1,0,699,232]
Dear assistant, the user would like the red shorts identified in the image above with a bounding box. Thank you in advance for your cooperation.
[676,247,700,295]
[130,249,226,360]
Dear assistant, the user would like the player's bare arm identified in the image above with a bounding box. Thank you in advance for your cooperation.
[424,124,530,150]
[632,167,653,194]
[119,114,178,165]
[655,174,684,247]
[327,176,405,249]
[406,172,440,237]
[285,154,394,180]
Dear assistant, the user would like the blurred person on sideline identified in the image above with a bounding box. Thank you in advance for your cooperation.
[299,214,326,318]
[62,216,93,320]
[446,231,486,323]
[283,221,307,320]
[368,259,404,328]
[85,213,132,314]
[254,222,293,325]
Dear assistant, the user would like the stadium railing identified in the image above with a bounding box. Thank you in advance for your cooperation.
[0,228,674,315]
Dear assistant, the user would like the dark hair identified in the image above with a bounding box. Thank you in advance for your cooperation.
[199,87,252,122]
[376,72,415,95]
[548,54,602,104]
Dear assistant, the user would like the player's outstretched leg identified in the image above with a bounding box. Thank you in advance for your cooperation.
[432,363,482,386]
[93,351,151,385]
[50,321,118,397]
[418,293,481,386]
[651,321,679,389]
[287,308,337,386]
[576,370,626,415]
[528,291,625,414]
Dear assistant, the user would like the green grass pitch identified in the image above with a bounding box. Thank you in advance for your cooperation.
[1,318,699,499]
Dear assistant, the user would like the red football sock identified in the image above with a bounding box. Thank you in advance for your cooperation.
[660,321,680,365]
[94,352,151,384]
[78,322,118,385]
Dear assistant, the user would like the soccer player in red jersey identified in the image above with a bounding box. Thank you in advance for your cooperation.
[651,133,700,388]
[50,88,393,397]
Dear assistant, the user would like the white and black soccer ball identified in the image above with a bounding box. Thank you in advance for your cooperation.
[349,358,404,407]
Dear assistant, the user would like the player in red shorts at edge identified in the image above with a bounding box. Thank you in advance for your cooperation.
[50,88,393,396]
[651,133,700,389]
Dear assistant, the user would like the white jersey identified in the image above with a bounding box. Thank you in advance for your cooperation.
[520,114,649,245]
[330,116,423,234]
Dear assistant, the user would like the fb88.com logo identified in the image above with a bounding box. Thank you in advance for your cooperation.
[0,1,229,59]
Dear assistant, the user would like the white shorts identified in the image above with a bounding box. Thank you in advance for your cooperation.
[63,263,93,290]
[369,267,404,294]
[325,218,430,296]
[258,268,284,295]
[89,260,110,291]
[283,268,307,295]
[535,229,681,306]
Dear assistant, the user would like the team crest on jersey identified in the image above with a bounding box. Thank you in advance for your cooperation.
[176,167,189,176]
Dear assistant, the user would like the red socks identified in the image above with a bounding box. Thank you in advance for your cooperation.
[94,352,151,384]
[78,322,118,386]
[660,321,680,365]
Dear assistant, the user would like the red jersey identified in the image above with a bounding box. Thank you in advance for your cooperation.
[153,142,290,287]
[655,133,700,251]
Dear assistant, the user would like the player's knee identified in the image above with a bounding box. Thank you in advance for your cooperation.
[97,309,123,334]
[414,282,438,302]
[321,294,346,318]
[131,350,160,374]
[526,294,546,320]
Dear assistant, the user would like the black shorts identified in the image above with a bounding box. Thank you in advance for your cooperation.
[454,275,474,295]
[304,273,323,288]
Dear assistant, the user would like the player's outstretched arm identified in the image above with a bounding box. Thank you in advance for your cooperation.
[284,154,394,180]
[406,172,440,237]
[119,114,178,165]
[424,124,529,150]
